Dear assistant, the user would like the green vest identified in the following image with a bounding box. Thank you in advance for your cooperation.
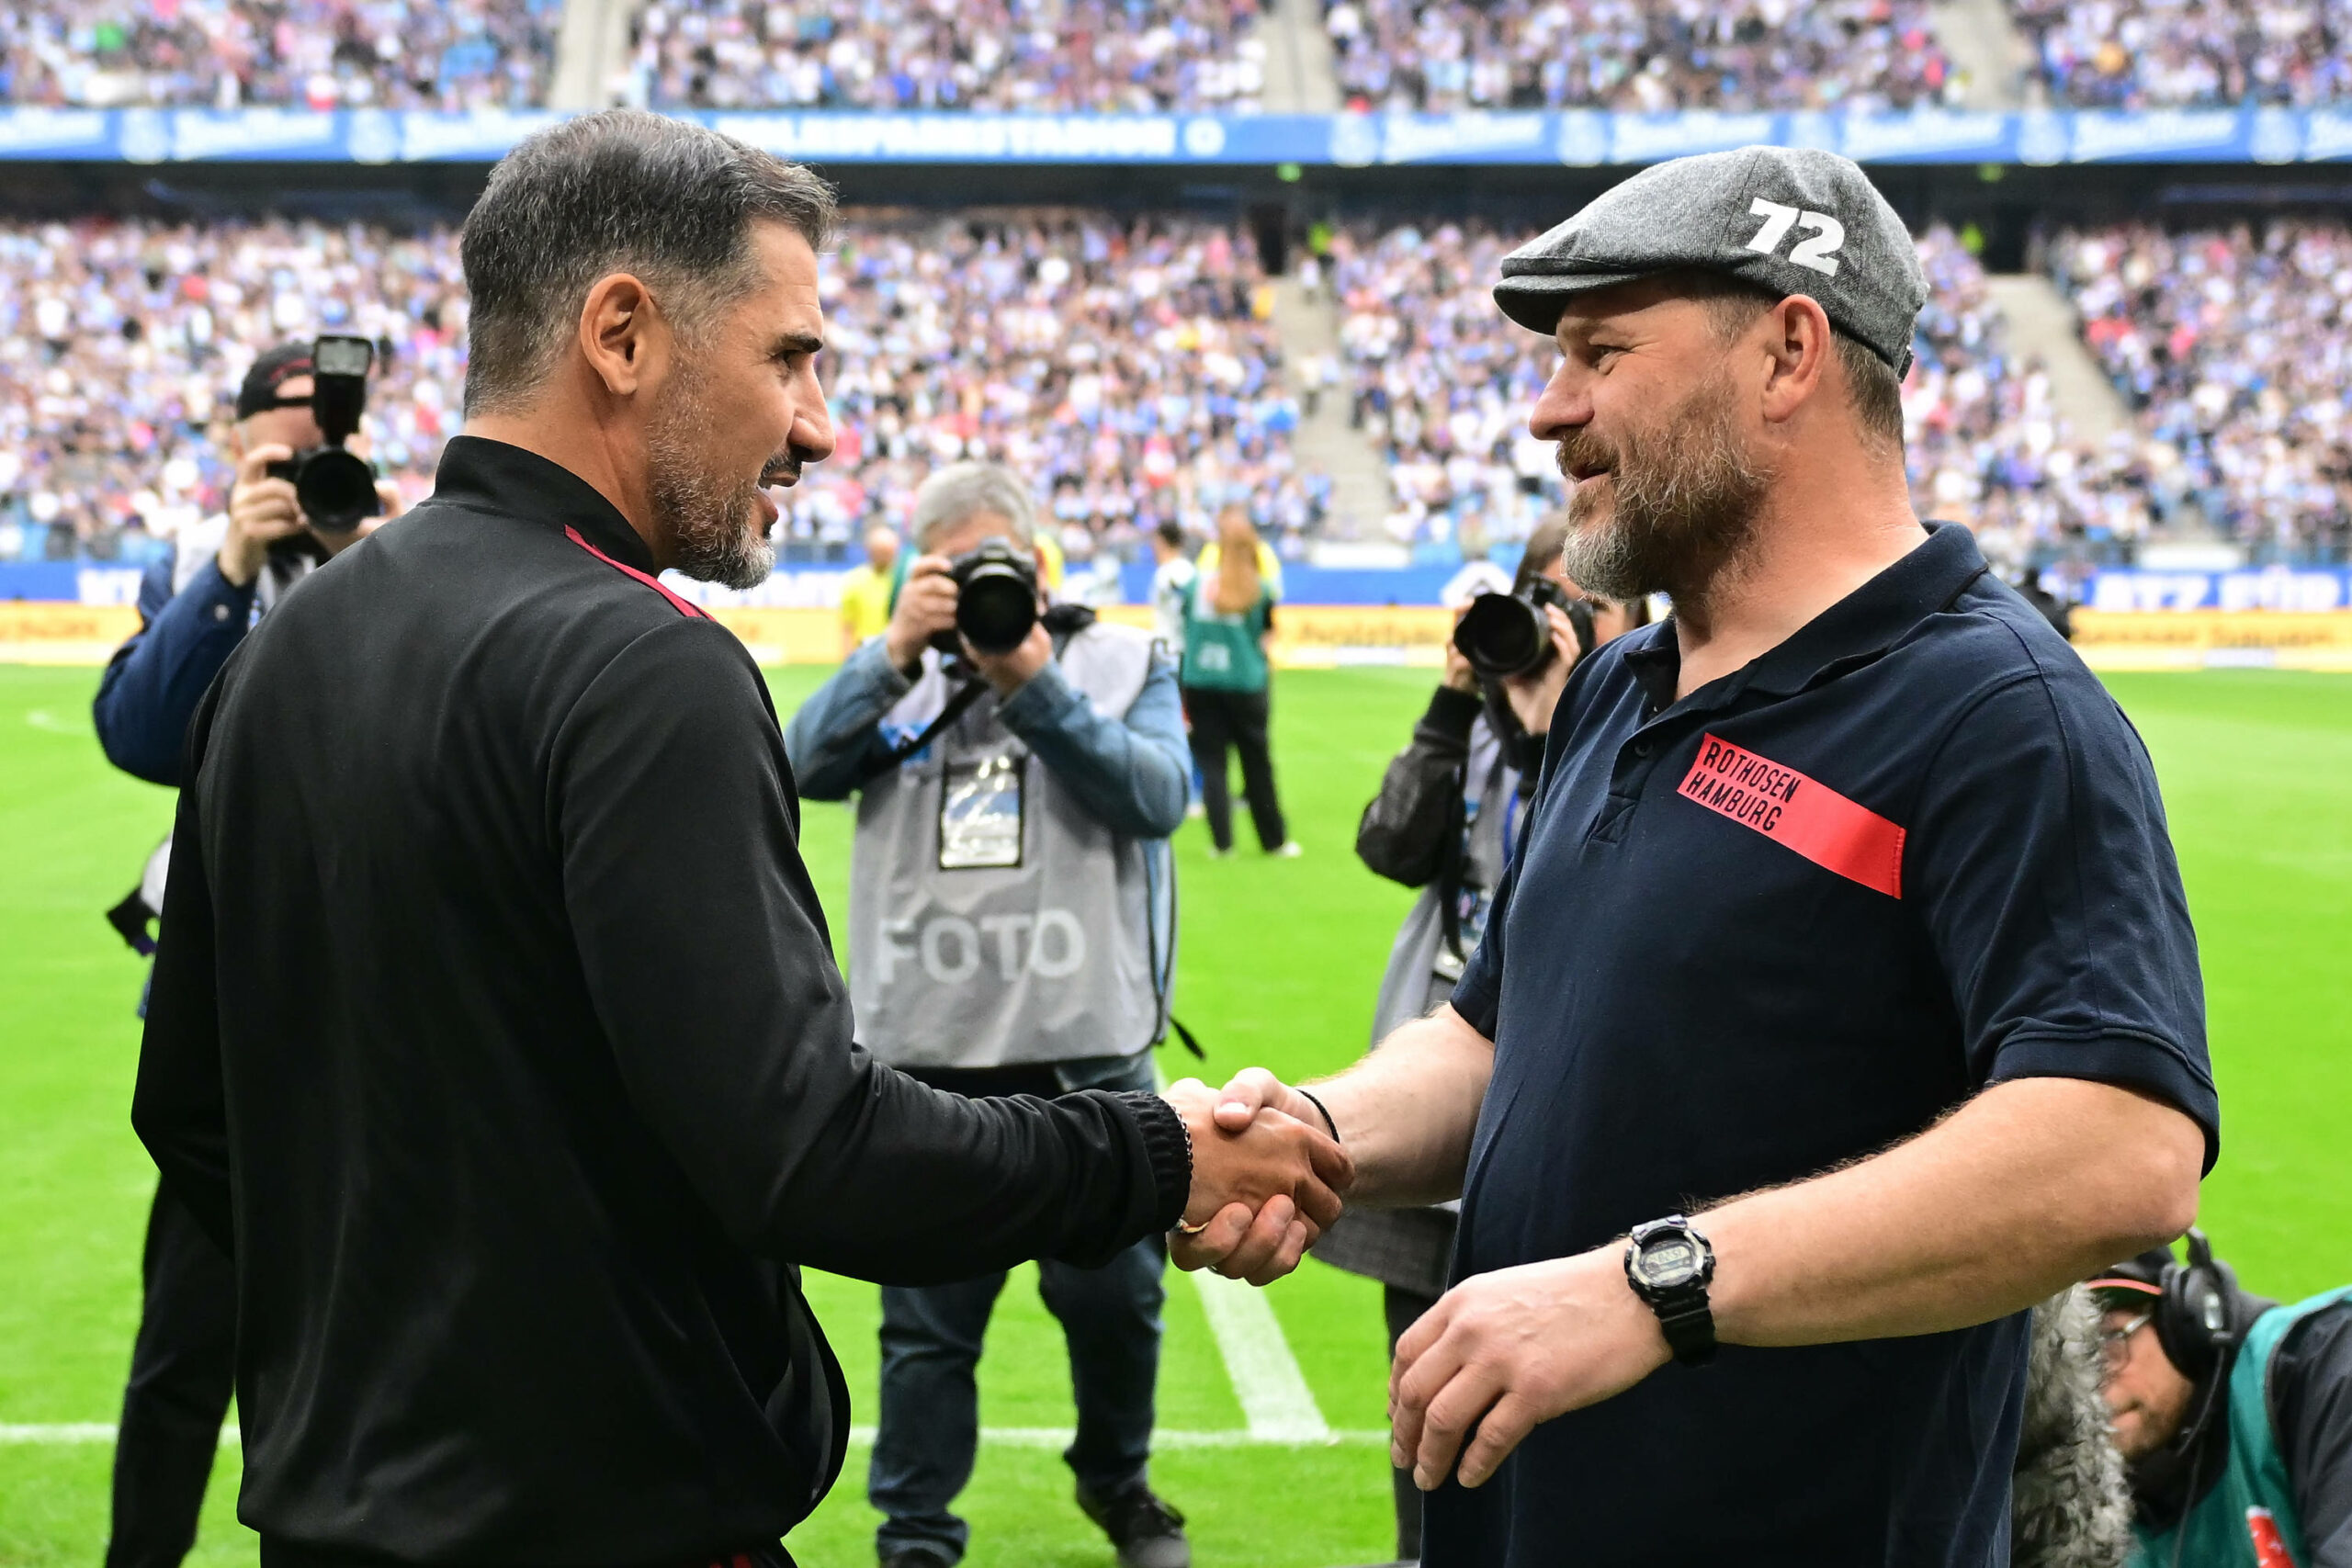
[2127,1287,2352,1568]
[1179,577,1271,694]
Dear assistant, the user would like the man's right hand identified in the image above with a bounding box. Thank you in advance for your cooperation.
[1162,1077,1351,1286]
[882,554,959,672]
[219,444,310,587]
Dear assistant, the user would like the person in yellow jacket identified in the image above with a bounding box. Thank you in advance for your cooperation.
[838,525,899,657]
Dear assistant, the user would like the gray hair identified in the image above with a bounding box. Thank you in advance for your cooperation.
[910,461,1036,551]
[459,107,838,416]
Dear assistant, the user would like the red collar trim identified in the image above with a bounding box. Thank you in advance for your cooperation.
[562,525,707,619]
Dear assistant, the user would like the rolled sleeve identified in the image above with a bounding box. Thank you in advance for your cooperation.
[1907,662,2218,1168]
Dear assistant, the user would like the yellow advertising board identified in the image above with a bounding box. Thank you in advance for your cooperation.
[5,600,2348,671]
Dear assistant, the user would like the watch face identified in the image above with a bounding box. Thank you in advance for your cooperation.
[1637,1236,1701,1290]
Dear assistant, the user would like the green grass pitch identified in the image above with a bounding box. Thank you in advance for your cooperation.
[2,662,2346,1568]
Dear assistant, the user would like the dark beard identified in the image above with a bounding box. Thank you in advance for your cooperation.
[1553,370,1770,606]
[645,364,779,592]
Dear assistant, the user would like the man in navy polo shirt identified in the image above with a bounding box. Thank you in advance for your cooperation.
[1178,146,2215,1566]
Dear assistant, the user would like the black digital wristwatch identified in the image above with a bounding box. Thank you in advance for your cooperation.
[1623,1214,1718,1367]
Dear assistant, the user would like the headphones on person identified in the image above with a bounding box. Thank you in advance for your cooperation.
[2145,1228,2242,1385]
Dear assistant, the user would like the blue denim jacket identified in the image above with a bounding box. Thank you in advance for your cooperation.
[92,548,256,786]
[784,635,1190,839]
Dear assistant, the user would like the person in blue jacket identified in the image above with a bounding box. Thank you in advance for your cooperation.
[91,341,387,1568]
[2093,1232,2352,1568]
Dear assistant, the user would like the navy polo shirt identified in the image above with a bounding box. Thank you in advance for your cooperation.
[1431,523,2216,1568]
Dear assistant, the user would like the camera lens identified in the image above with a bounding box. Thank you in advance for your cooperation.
[295,447,382,534]
[1454,591,1553,681]
[956,564,1039,655]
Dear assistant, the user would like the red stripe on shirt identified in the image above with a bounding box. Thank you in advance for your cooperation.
[1676,733,1905,898]
[562,525,707,619]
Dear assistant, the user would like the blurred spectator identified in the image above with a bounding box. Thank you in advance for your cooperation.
[2056,221,2352,559]
[627,0,1265,111]
[0,218,467,566]
[1323,0,1958,111]
[0,0,559,108]
[2013,0,2352,107]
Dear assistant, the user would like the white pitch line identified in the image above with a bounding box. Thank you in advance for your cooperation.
[0,1423,1384,1450]
[1187,1269,1333,1443]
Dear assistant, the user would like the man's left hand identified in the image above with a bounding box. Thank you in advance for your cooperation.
[967,617,1052,697]
[1390,1247,1669,1491]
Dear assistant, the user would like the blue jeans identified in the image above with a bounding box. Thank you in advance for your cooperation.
[869,1054,1167,1564]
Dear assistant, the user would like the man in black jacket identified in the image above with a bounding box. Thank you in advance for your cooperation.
[131,108,1345,1568]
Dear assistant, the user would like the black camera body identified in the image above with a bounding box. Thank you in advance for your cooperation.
[930,536,1043,657]
[1454,576,1597,682]
[264,334,382,535]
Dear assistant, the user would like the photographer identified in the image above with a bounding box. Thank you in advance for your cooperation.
[87,340,394,1568]
[1319,516,1642,1565]
[2091,1235,2352,1566]
[783,461,1193,1568]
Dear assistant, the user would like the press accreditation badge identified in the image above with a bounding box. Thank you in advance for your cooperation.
[939,752,1025,870]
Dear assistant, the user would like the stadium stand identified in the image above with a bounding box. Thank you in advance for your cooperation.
[1320,0,1960,111]
[2054,221,2352,558]
[0,212,1321,571]
[1329,220,1564,552]
[0,0,561,108]
[2012,0,2352,107]
[4,204,2344,574]
[0,219,468,565]
[799,214,1317,569]
[625,0,1266,111]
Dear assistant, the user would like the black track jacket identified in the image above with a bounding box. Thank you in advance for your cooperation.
[132,435,1191,1567]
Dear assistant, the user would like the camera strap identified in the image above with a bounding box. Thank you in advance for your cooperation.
[882,677,989,766]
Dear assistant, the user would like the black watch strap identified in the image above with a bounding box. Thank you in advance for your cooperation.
[1653,1296,1717,1367]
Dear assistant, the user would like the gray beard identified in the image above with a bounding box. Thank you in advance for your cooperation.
[1555,373,1770,608]
[646,371,776,592]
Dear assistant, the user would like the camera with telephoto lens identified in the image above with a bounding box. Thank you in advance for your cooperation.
[1453,576,1597,681]
[929,537,1042,657]
[264,334,382,535]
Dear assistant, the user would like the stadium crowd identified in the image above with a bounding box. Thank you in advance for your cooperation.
[2055,220,2352,558]
[0,211,1325,573]
[2014,0,2352,107]
[6,205,2348,573]
[797,214,1319,573]
[1321,0,1960,111]
[0,0,559,108]
[1329,220,1565,553]
[0,218,469,565]
[625,0,1265,110]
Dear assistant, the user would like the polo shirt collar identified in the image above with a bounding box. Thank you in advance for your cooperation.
[432,434,662,576]
[1618,522,1988,714]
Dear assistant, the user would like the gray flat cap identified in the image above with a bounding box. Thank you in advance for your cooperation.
[1493,145,1928,376]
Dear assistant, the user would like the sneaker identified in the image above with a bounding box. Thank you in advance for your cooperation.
[1270,840,1304,858]
[1077,1481,1191,1568]
[1205,845,1233,859]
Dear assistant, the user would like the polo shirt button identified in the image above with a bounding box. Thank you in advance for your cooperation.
[1633,739,1653,758]
[213,603,231,622]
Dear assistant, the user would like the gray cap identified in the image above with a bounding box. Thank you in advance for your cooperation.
[1492,145,1928,376]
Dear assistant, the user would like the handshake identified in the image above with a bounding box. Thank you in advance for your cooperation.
[1162,1070,1348,1286]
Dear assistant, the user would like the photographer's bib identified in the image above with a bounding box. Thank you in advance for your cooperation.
[849,624,1169,1069]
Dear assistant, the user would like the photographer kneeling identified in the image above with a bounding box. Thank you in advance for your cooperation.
[1317,516,1643,1567]
[784,461,1193,1568]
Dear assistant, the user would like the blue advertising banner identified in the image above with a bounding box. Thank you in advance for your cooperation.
[4,106,2352,165]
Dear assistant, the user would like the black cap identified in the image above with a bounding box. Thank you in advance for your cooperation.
[234,343,316,422]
